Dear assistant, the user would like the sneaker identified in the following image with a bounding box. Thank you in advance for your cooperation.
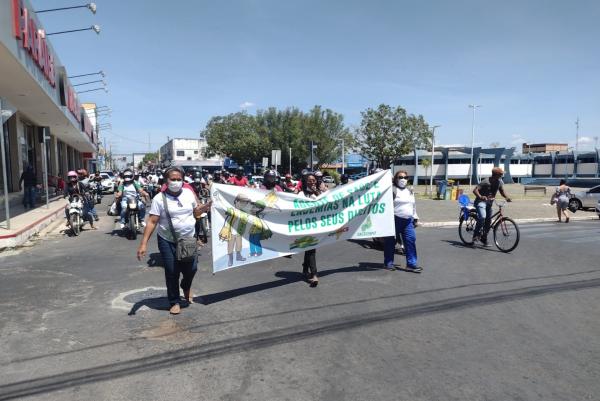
[384,263,395,271]
[405,266,423,273]
[119,223,125,229]
[480,241,492,248]
[141,221,146,227]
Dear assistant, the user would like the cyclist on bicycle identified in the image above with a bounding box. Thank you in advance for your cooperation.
[472,167,512,246]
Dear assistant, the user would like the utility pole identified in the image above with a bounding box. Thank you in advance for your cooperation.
[429,125,440,197]
[341,139,345,174]
[468,104,481,189]
[310,140,314,170]
[289,146,292,175]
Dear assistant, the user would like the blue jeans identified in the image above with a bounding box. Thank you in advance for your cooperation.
[120,199,145,224]
[473,200,493,241]
[23,186,36,208]
[65,203,94,224]
[384,216,418,268]
[249,233,262,255]
[157,235,198,306]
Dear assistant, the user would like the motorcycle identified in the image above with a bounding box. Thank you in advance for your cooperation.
[68,194,86,236]
[93,183,103,204]
[195,188,210,243]
[123,194,142,240]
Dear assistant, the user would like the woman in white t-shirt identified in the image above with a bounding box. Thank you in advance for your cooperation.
[137,167,211,315]
[383,170,421,273]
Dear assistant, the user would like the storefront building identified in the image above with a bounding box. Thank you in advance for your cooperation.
[0,0,97,196]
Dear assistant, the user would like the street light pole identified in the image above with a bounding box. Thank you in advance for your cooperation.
[468,104,481,189]
[429,125,440,197]
[341,139,345,175]
[36,3,97,14]
[45,25,100,36]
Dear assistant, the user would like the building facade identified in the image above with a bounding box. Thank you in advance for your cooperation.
[522,143,568,154]
[159,138,222,169]
[1,0,98,196]
[392,146,600,184]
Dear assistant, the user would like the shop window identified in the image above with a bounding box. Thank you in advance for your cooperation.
[176,150,185,156]
[194,150,198,154]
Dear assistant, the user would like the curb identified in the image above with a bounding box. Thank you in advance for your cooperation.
[0,202,66,250]
[420,215,599,228]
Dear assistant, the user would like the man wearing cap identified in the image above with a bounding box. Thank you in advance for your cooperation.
[472,167,512,246]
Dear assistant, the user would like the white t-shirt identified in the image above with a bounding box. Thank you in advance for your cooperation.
[149,190,197,242]
[393,187,417,219]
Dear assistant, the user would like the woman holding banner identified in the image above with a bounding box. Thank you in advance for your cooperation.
[383,170,422,273]
[300,172,321,287]
[136,166,212,315]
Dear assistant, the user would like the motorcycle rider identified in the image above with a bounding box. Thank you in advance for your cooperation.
[115,169,149,230]
[260,170,283,191]
[77,169,99,222]
[340,174,349,186]
[64,171,96,229]
[282,174,296,192]
[229,166,249,187]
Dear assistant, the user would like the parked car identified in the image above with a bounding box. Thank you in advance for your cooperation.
[323,176,334,184]
[569,185,600,210]
[99,173,115,193]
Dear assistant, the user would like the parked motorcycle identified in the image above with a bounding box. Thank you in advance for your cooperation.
[68,194,86,236]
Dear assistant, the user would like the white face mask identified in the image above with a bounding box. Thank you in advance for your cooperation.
[396,178,408,188]
[168,180,183,192]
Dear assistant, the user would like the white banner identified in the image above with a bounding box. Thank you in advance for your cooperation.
[210,170,395,272]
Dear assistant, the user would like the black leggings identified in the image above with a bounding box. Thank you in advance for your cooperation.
[303,249,317,276]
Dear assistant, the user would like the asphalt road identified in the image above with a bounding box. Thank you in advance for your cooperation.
[0,199,599,401]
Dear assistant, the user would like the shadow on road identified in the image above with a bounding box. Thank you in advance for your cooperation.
[198,263,389,305]
[2,276,600,401]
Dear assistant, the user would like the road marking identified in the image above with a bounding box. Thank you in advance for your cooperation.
[111,286,166,311]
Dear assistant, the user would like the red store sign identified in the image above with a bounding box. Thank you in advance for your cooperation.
[12,0,56,87]
[66,85,81,123]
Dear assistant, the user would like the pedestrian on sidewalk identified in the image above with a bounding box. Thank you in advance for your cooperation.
[19,165,37,209]
[554,179,571,223]
[137,166,212,315]
[383,170,422,273]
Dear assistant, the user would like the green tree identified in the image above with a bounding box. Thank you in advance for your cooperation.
[356,104,432,169]
[204,112,269,165]
[304,105,354,170]
[142,152,158,164]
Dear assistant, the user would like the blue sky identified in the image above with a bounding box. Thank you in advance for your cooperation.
[34,0,600,154]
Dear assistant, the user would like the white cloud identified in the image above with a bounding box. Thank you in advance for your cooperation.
[239,101,255,109]
[577,136,593,144]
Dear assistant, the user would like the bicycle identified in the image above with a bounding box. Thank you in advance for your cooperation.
[458,197,520,252]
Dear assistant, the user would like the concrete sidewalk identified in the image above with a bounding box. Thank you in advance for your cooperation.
[0,197,67,249]
[416,197,598,227]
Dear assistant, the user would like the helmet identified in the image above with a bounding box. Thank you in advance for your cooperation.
[67,171,78,181]
[263,170,277,188]
[284,173,292,180]
[123,170,134,182]
[236,166,244,175]
[193,170,202,179]
[222,170,230,177]
[314,171,323,177]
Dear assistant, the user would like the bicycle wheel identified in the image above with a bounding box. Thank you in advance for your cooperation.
[493,217,520,252]
[458,212,477,245]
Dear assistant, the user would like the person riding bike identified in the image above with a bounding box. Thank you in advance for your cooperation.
[64,170,96,229]
[260,170,283,191]
[229,166,249,187]
[282,174,296,192]
[115,169,149,230]
[472,167,512,246]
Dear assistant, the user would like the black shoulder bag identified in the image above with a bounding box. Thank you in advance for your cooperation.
[162,192,198,262]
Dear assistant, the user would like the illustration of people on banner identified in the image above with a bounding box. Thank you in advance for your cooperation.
[210,170,395,273]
